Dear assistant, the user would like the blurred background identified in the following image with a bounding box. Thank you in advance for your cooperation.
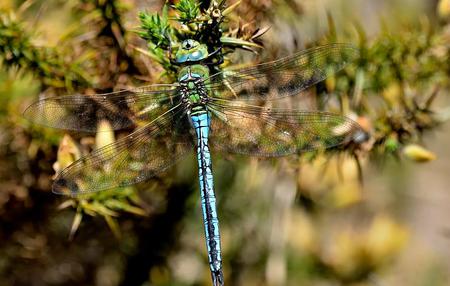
[1,0,450,285]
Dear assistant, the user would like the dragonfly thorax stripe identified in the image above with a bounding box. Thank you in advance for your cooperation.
[179,64,210,110]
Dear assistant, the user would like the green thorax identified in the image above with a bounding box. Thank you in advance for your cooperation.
[178,64,210,105]
[175,40,211,106]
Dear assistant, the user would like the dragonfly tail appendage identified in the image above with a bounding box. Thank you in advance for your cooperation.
[211,269,224,286]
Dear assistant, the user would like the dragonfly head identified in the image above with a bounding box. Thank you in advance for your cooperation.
[175,39,209,64]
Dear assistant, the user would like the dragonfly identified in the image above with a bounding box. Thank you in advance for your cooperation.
[24,39,364,286]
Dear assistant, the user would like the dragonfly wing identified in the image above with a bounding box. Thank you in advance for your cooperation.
[205,44,358,100]
[207,101,363,156]
[53,104,193,195]
[23,84,180,132]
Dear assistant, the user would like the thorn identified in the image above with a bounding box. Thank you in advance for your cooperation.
[425,85,440,109]
[353,152,364,186]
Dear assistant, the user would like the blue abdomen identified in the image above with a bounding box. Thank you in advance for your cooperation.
[190,111,223,283]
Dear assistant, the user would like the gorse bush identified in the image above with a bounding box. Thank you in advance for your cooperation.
[0,0,449,285]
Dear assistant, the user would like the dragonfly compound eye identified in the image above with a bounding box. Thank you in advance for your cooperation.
[183,39,198,50]
[176,40,209,63]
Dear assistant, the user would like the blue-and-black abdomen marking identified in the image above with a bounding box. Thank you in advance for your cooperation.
[190,111,223,285]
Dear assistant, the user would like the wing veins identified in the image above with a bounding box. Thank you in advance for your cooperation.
[54,103,189,194]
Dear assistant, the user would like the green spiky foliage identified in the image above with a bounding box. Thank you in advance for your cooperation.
[0,12,91,90]
[136,0,265,78]
[314,17,450,160]
[138,9,171,48]
[173,0,201,23]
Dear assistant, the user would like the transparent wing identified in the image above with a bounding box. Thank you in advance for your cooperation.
[23,84,180,132]
[205,43,358,100]
[53,104,193,195]
[207,100,363,156]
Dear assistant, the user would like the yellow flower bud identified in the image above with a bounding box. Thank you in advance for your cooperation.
[438,0,450,19]
[403,144,436,162]
[54,134,81,173]
[95,120,115,150]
